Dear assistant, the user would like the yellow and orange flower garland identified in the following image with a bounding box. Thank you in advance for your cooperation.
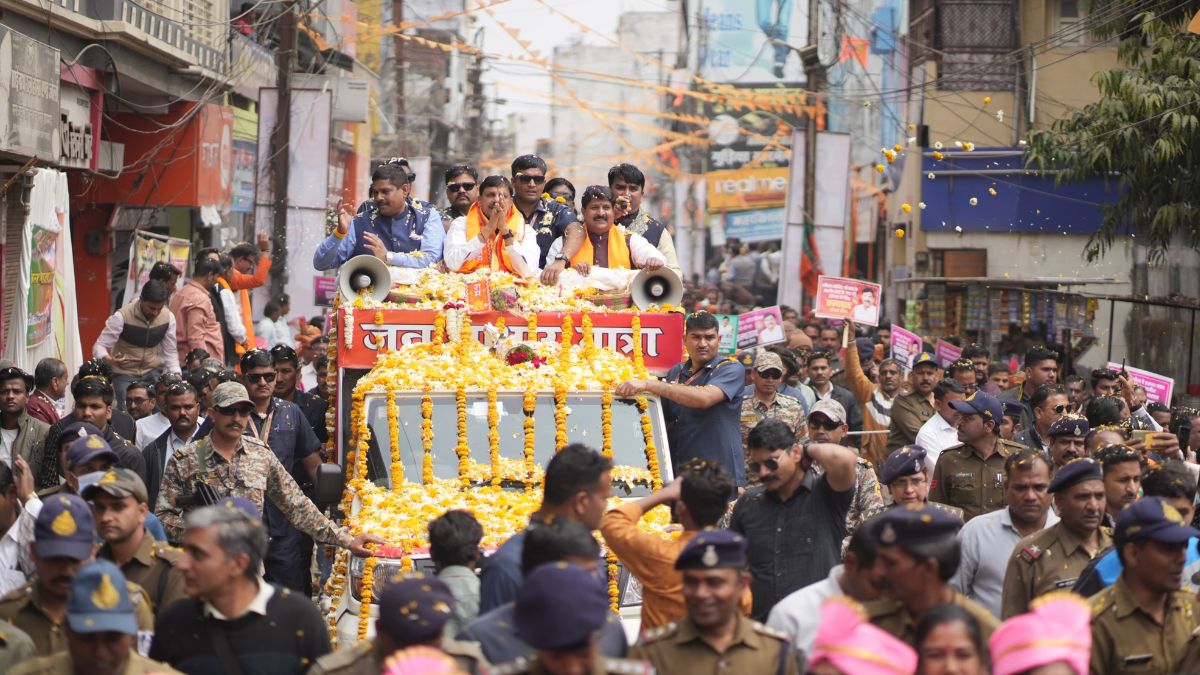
[356,552,377,642]
[606,549,621,613]
[636,396,663,491]
[523,386,537,490]
[455,388,470,489]
[600,391,613,458]
[420,395,434,484]
[487,389,501,487]
[387,390,403,487]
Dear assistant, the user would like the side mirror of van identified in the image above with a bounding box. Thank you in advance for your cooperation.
[315,463,346,509]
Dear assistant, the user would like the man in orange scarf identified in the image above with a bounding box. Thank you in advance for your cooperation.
[444,175,541,278]
[548,186,666,275]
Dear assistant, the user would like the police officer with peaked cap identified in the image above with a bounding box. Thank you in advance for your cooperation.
[880,445,963,520]
[630,530,798,675]
[1046,414,1090,470]
[928,390,1024,520]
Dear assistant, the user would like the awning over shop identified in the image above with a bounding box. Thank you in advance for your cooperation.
[920,148,1120,235]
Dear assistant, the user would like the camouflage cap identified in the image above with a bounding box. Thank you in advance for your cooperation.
[211,381,252,408]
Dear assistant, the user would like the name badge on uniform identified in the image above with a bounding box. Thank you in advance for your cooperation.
[1054,578,1078,589]
[1123,654,1153,667]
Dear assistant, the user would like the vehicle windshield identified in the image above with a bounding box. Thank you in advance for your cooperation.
[361,392,667,497]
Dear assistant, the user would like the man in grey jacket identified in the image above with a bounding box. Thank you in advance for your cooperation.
[0,363,48,471]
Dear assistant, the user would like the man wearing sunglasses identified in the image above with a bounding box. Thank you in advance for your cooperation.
[506,155,586,284]
[155,381,382,555]
[441,164,480,228]
[1014,383,1070,455]
[142,382,203,510]
[739,351,806,453]
[239,350,324,594]
[915,379,967,474]
[313,163,445,271]
[730,418,857,620]
[805,400,885,554]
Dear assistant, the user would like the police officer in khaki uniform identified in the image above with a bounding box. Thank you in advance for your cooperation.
[1089,497,1200,675]
[879,445,963,520]
[309,572,488,675]
[85,468,186,613]
[928,391,1022,520]
[492,562,652,675]
[0,492,154,657]
[0,622,36,673]
[631,530,798,675]
[1000,458,1111,619]
[886,353,940,453]
[864,504,999,645]
[11,560,181,675]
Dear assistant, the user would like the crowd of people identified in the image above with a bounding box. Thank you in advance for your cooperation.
[0,152,1198,674]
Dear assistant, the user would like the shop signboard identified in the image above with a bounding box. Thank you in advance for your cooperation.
[706,166,790,212]
[724,208,786,242]
[0,27,60,160]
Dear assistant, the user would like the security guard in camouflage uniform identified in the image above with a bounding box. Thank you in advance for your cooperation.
[1000,459,1111,619]
[85,468,186,612]
[310,573,488,675]
[864,504,999,645]
[804,400,885,553]
[1088,497,1200,675]
[0,494,155,657]
[492,562,652,675]
[928,391,1023,520]
[879,445,963,520]
[630,530,798,675]
[11,560,182,675]
[740,351,807,451]
[153,382,381,556]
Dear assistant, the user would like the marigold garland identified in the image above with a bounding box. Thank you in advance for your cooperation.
[387,390,403,489]
[523,386,537,489]
[324,549,349,647]
[606,549,620,613]
[630,312,648,377]
[559,314,574,361]
[527,312,538,341]
[455,388,470,489]
[581,312,596,365]
[601,391,613,458]
[432,312,446,354]
[554,383,568,450]
[488,388,501,486]
[636,396,663,490]
[421,395,434,484]
[344,306,354,348]
[357,554,378,642]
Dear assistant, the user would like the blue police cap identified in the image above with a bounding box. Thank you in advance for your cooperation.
[1115,496,1200,546]
[59,422,102,447]
[949,391,1003,427]
[376,573,456,644]
[875,504,961,546]
[1047,458,1104,494]
[218,496,262,520]
[913,352,939,369]
[1047,415,1089,438]
[67,434,118,470]
[66,559,137,636]
[881,445,929,486]
[515,562,608,650]
[1001,400,1026,420]
[35,494,96,560]
[675,529,747,570]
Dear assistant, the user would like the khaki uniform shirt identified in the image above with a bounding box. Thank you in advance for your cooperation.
[308,638,490,675]
[886,392,934,453]
[1170,624,1200,674]
[11,649,181,675]
[629,614,798,675]
[154,435,350,546]
[0,621,36,674]
[1089,575,1199,675]
[928,440,1022,521]
[1000,522,1111,619]
[740,393,806,451]
[0,579,155,657]
[866,590,1000,646]
[99,528,186,613]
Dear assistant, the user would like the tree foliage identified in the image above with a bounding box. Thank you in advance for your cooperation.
[1025,2,1200,261]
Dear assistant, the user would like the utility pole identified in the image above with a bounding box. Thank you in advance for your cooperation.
[269,0,297,300]
[393,0,406,156]
[800,0,827,309]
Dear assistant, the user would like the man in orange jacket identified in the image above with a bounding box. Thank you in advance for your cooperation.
[227,233,272,348]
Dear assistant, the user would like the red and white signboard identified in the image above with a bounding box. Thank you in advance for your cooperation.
[813,275,882,327]
[1107,362,1174,406]
[338,309,685,374]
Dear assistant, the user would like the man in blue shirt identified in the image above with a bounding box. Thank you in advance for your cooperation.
[313,163,444,270]
[617,311,746,485]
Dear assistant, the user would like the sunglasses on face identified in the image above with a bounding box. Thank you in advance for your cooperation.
[514,173,546,185]
[758,369,784,380]
[1051,404,1069,414]
[747,456,782,474]
[246,372,276,384]
[808,417,841,431]
[216,405,252,417]
[446,182,476,193]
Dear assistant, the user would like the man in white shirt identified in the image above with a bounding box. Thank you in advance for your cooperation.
[546,186,666,276]
[255,296,293,348]
[0,456,40,595]
[766,518,883,655]
[950,448,1058,617]
[135,372,185,449]
[445,175,542,278]
[916,379,967,473]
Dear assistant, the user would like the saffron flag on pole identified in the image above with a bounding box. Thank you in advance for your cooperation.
[800,217,824,296]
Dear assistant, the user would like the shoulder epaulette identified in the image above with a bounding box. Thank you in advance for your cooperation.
[639,621,679,644]
[150,541,182,564]
[1090,587,1116,617]
[751,620,789,641]
[1019,544,1043,562]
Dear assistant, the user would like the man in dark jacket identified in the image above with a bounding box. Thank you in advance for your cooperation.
[141,382,203,511]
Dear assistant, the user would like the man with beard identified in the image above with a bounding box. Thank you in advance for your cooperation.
[739,351,805,451]
[915,379,967,472]
[1046,414,1089,470]
[40,378,144,490]
[142,383,203,511]
[136,373,184,449]
[0,363,48,474]
[271,344,327,445]
[0,494,154,656]
[1088,497,1200,674]
[844,328,902,468]
[313,163,444,270]
[608,163,680,275]
[962,345,991,390]
[887,353,941,453]
[951,449,1058,618]
[1000,458,1110,618]
[864,504,999,644]
[630,530,798,675]
[804,351,861,442]
[1001,346,1059,431]
[879,445,963,520]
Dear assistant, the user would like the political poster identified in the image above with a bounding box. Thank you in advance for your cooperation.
[1107,362,1174,406]
[736,306,786,350]
[813,275,882,327]
[935,339,963,367]
[715,314,739,355]
[890,325,923,370]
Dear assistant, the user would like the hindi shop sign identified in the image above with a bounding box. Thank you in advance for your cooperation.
[338,309,685,374]
[1107,362,1174,406]
[0,28,60,161]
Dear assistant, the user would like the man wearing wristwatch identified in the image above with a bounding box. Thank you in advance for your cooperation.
[445,176,542,278]
[504,154,586,284]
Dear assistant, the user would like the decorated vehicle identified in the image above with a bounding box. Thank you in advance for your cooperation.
[316,261,686,647]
